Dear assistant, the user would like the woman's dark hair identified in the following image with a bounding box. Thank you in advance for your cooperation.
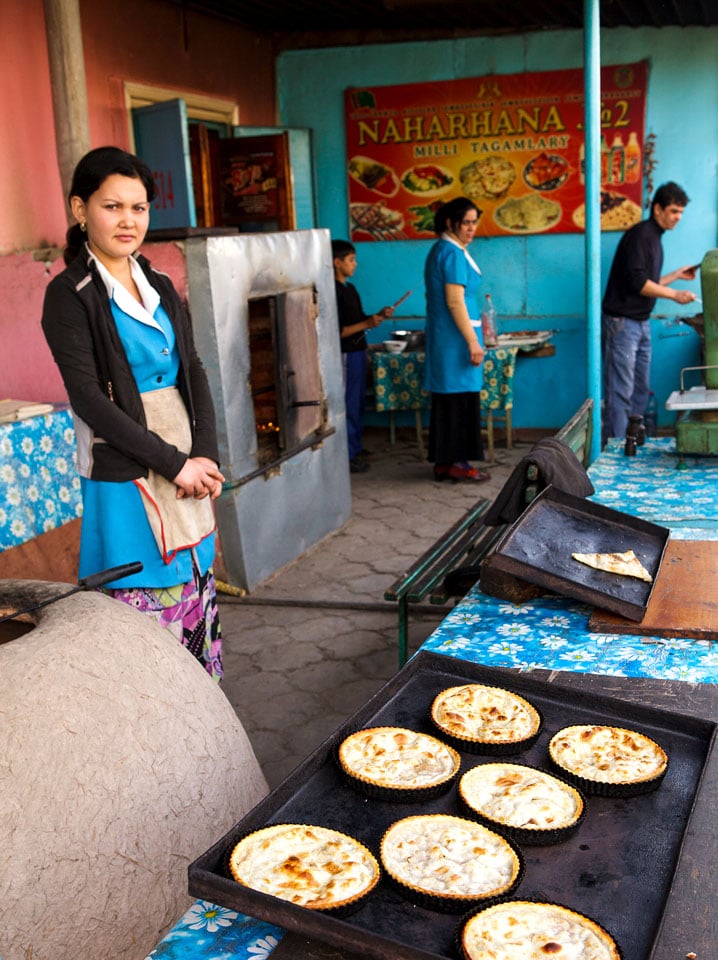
[64,146,155,265]
[652,181,689,211]
[433,197,481,236]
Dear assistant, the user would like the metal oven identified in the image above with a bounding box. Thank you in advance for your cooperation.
[186,229,351,591]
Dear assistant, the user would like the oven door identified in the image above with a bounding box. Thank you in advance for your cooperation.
[276,287,326,450]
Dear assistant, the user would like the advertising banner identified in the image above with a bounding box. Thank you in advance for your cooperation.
[345,62,647,241]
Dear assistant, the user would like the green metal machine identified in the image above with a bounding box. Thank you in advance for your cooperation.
[666,249,718,458]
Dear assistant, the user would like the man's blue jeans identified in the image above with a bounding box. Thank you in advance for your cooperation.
[602,314,651,442]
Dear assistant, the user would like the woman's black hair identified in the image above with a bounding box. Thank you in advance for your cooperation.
[433,197,481,236]
[64,146,155,265]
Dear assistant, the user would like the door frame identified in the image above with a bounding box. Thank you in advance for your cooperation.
[124,82,239,149]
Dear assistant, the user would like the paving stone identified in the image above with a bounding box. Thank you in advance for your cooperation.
[217,427,532,789]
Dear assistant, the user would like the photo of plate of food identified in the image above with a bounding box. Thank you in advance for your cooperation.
[523,152,570,191]
[348,155,399,197]
[400,163,454,196]
[408,200,450,234]
[460,156,516,200]
[572,191,642,231]
[350,202,405,239]
[494,194,562,233]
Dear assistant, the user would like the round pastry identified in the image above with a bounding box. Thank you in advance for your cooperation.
[430,683,542,754]
[548,724,669,797]
[458,762,585,844]
[338,726,461,801]
[460,900,621,960]
[227,823,380,913]
[380,813,522,912]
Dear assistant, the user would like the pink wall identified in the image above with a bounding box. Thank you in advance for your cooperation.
[0,243,188,404]
[0,0,66,255]
[80,0,276,147]
[0,0,276,402]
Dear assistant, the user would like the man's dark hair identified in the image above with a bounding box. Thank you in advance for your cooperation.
[652,181,689,210]
[331,239,355,259]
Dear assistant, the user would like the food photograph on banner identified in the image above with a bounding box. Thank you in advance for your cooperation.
[345,61,647,242]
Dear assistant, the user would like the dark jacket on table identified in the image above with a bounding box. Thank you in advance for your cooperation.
[41,251,219,483]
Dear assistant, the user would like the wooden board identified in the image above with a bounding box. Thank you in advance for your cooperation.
[589,539,718,637]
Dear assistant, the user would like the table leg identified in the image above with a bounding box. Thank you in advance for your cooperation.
[389,411,396,445]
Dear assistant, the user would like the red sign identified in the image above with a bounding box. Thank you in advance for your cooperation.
[345,63,647,241]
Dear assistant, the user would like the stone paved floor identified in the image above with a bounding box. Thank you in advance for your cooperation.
[217,425,538,788]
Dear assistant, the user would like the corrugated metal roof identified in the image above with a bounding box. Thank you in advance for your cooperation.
[177,0,717,48]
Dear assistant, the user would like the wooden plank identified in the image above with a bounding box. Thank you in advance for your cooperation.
[0,519,80,585]
[589,539,718,637]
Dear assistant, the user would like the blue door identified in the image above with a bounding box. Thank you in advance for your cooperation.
[133,100,197,230]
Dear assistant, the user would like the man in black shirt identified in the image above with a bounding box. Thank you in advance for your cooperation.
[332,239,394,472]
[602,181,697,442]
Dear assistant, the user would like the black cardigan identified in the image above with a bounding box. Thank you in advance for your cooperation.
[41,252,219,482]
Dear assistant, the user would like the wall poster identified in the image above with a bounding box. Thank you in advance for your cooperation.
[345,62,647,241]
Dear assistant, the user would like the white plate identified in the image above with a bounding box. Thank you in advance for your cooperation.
[496,330,555,350]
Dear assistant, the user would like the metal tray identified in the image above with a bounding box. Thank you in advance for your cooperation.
[188,651,714,960]
[487,485,670,621]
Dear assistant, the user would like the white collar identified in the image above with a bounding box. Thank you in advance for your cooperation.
[441,231,482,276]
[88,246,162,329]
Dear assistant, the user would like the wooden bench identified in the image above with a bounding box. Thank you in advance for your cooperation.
[385,399,594,666]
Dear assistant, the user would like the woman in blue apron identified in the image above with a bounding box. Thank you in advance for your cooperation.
[42,147,225,680]
[423,197,490,483]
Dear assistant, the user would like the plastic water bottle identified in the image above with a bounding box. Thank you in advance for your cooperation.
[644,392,657,437]
[481,294,498,347]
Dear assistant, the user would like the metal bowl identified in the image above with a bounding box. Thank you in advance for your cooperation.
[392,330,425,349]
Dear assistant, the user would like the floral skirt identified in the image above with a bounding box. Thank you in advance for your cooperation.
[107,564,223,682]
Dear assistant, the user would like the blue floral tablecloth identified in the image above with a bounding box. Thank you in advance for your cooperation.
[370,346,518,413]
[146,901,284,959]
[588,436,718,538]
[148,436,718,958]
[0,408,82,551]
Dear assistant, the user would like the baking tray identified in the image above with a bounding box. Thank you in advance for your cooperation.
[188,650,714,960]
[487,485,670,621]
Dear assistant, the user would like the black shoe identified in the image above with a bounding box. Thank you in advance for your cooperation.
[356,447,372,458]
[350,457,370,473]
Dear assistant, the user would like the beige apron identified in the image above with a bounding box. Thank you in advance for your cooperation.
[133,387,216,563]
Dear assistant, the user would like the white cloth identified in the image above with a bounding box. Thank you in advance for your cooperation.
[133,387,215,563]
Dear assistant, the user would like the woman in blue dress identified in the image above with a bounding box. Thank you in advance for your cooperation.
[42,147,225,680]
[424,197,490,483]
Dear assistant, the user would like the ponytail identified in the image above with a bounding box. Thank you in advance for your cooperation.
[64,224,86,266]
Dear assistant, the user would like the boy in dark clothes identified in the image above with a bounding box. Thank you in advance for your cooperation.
[332,239,394,473]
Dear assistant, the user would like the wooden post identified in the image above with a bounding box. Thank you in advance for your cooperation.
[43,0,90,219]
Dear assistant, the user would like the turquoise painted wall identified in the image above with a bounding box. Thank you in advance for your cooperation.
[277,27,717,430]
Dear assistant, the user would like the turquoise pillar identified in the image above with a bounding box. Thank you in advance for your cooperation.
[584,0,602,461]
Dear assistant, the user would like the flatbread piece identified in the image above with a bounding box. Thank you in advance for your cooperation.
[571,549,652,582]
